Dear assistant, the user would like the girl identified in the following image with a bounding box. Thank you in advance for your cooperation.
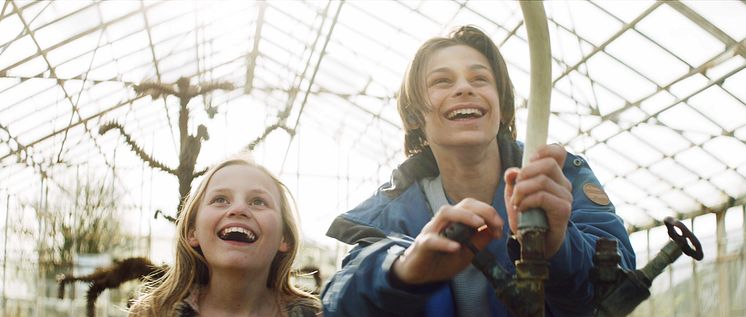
[130,154,320,316]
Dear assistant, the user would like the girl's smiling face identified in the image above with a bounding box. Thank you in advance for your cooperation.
[188,164,289,273]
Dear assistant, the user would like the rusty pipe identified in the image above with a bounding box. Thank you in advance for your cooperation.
[592,217,704,317]
[516,1,552,316]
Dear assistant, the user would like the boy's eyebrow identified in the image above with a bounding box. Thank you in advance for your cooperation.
[427,67,451,76]
[427,64,491,76]
[470,64,490,71]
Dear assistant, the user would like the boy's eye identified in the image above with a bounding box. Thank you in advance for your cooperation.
[472,74,492,84]
[430,78,451,86]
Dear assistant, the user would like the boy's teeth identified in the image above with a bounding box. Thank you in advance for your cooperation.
[447,108,483,119]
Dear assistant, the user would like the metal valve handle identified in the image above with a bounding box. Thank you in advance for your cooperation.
[663,216,704,261]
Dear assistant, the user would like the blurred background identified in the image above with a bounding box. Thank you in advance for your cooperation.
[1,0,744,316]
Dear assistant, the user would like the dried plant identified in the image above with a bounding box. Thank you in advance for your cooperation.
[100,77,233,220]
[36,176,126,280]
[57,257,166,317]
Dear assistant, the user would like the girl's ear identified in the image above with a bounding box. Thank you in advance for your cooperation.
[278,237,290,253]
[188,229,200,248]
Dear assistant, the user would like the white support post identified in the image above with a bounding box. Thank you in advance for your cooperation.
[716,211,729,317]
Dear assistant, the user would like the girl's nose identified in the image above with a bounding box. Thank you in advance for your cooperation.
[227,201,252,218]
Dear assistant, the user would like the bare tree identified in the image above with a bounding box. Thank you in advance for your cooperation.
[100,77,233,219]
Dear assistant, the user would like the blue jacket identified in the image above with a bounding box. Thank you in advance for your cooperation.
[321,149,635,317]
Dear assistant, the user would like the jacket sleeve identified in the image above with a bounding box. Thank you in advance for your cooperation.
[321,234,446,317]
[543,154,636,316]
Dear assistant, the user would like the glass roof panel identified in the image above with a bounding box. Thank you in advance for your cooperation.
[590,120,621,141]
[691,86,746,132]
[683,0,746,39]
[626,169,670,196]
[1,35,36,70]
[1,0,745,245]
[595,91,628,121]
[636,4,725,67]
[706,55,746,80]
[591,1,652,24]
[684,179,727,208]
[415,0,462,24]
[607,131,663,167]
[586,51,657,102]
[704,136,746,168]
[675,146,726,179]
[657,102,724,136]
[586,142,638,176]
[615,106,647,129]
[658,189,699,217]
[649,158,699,189]
[606,177,648,204]
[551,1,622,47]
[605,29,689,86]
[721,68,746,102]
[710,170,746,198]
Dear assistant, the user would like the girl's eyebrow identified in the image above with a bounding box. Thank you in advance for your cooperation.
[247,188,273,197]
[248,188,269,195]
[206,187,231,195]
[206,187,274,198]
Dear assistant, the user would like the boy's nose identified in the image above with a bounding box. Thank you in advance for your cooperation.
[453,78,476,97]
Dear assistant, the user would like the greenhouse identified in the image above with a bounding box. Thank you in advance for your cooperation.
[1,0,744,316]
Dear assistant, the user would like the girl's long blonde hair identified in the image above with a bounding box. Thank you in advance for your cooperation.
[131,154,317,316]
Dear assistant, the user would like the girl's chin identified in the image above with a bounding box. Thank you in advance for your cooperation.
[210,260,271,272]
[206,252,275,269]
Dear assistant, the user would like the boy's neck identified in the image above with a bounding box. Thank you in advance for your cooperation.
[432,140,501,204]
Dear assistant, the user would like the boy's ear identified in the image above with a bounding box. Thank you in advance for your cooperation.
[188,229,199,248]
[406,113,420,129]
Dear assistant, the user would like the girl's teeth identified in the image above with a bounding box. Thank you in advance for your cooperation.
[219,227,257,242]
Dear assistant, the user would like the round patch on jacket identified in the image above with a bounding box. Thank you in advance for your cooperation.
[583,183,610,206]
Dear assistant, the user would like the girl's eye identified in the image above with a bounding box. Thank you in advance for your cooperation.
[211,196,229,204]
[249,198,267,206]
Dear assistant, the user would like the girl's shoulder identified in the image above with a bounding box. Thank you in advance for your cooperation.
[286,296,322,317]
